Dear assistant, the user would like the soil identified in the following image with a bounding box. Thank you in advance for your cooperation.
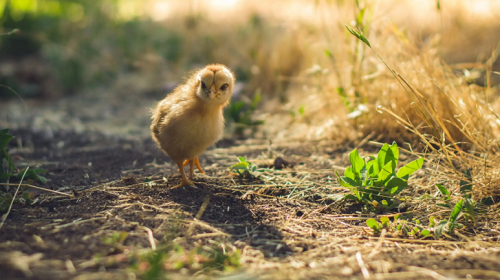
[1,96,500,280]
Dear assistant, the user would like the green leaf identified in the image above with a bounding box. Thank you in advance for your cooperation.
[0,130,13,151]
[230,162,249,171]
[420,229,431,236]
[377,144,390,172]
[385,177,408,195]
[429,216,436,227]
[449,199,463,223]
[367,159,379,178]
[435,183,450,199]
[463,198,476,225]
[349,149,365,180]
[366,218,378,229]
[339,176,359,188]
[435,220,448,239]
[377,161,394,183]
[377,143,398,174]
[345,25,371,48]
[324,50,333,58]
[389,142,399,162]
[344,167,355,180]
[396,158,424,180]
[16,168,47,184]
[380,216,390,228]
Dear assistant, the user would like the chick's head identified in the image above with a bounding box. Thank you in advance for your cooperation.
[195,65,234,106]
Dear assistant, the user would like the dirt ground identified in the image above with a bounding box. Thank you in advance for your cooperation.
[1,94,500,280]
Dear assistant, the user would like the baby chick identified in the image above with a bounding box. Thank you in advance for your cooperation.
[151,64,235,188]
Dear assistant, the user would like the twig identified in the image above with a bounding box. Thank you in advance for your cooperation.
[187,194,212,236]
[0,183,72,197]
[140,226,156,250]
[369,228,386,258]
[54,216,107,229]
[0,168,29,232]
[356,251,371,279]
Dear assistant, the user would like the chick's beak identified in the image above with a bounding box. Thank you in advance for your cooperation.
[208,85,216,98]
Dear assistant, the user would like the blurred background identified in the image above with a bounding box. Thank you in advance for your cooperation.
[0,0,499,143]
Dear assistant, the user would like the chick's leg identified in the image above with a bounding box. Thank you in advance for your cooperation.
[189,159,195,179]
[182,158,205,175]
[172,160,193,189]
[194,157,205,174]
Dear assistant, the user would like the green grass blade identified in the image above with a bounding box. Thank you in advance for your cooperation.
[345,25,371,48]
[449,199,463,223]
[435,183,450,198]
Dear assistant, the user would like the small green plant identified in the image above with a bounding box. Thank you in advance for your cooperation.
[229,156,265,179]
[435,169,478,225]
[225,89,264,138]
[366,214,431,238]
[433,198,464,239]
[289,105,305,118]
[335,142,424,213]
[1,129,46,212]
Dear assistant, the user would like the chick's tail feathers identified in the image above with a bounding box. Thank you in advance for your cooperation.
[150,108,165,139]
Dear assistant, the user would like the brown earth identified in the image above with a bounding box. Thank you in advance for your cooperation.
[0,126,499,280]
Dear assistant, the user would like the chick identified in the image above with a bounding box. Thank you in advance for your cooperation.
[151,64,235,188]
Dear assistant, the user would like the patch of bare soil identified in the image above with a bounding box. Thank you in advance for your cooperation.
[1,129,500,280]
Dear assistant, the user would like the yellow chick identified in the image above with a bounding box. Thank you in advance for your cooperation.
[151,64,235,188]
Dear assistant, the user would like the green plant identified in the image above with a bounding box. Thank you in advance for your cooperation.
[224,89,264,138]
[289,105,305,118]
[1,129,46,185]
[229,156,265,179]
[433,198,464,239]
[335,142,424,213]
[366,214,431,238]
[1,129,46,212]
[435,169,478,225]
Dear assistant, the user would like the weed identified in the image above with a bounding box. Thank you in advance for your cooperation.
[1,129,46,212]
[366,215,431,238]
[335,142,424,213]
[433,198,464,239]
[229,156,266,179]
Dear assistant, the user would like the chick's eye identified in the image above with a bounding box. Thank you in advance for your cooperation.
[201,82,207,89]
[220,84,229,91]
